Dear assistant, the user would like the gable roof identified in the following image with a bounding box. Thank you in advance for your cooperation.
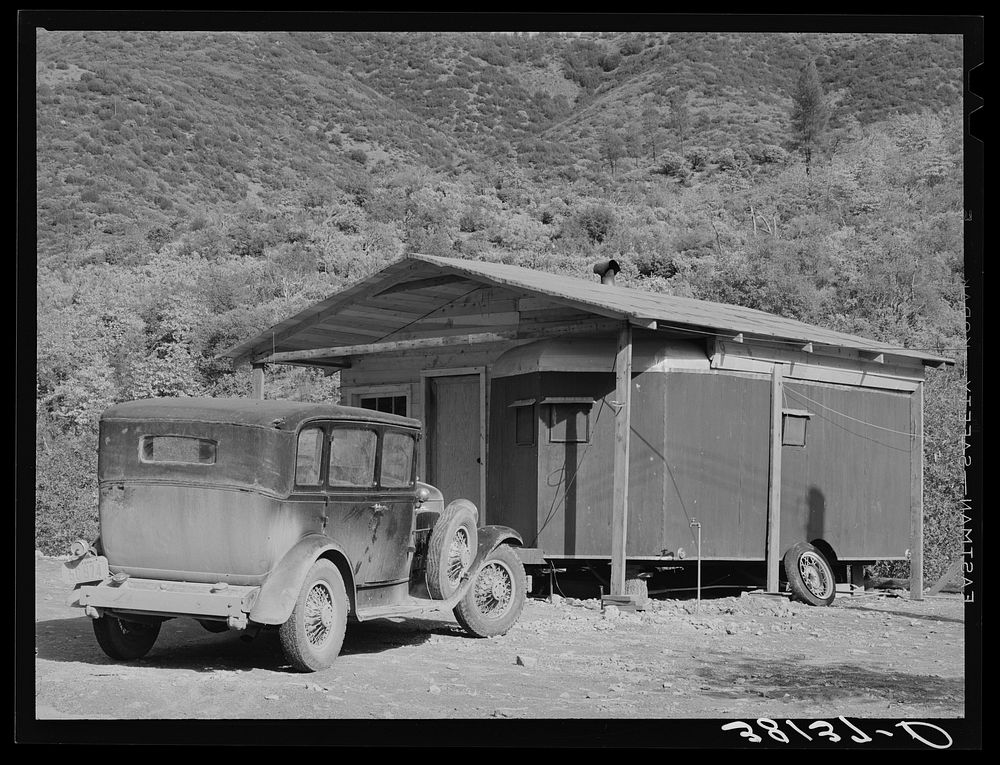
[223,253,953,367]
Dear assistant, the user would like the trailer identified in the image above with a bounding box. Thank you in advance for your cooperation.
[224,254,952,605]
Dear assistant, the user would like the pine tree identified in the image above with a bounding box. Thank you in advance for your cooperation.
[668,93,691,150]
[791,60,831,175]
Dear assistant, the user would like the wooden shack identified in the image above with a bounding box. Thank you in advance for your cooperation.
[224,254,952,600]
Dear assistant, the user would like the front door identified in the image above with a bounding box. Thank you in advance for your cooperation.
[324,425,414,587]
[426,374,482,511]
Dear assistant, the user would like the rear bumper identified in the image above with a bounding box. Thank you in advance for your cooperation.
[73,576,261,629]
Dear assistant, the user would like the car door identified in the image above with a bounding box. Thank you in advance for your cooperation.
[323,424,415,589]
[366,428,418,585]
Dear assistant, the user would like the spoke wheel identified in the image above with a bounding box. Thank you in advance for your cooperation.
[446,527,473,589]
[455,544,526,638]
[783,542,836,607]
[426,500,479,599]
[279,559,349,672]
[472,560,515,620]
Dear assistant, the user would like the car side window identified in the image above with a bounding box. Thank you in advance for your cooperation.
[328,428,378,487]
[380,431,415,488]
[295,427,324,487]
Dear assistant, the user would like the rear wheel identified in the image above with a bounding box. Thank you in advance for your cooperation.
[92,615,161,660]
[454,544,526,638]
[426,500,479,599]
[279,559,349,672]
[783,542,836,606]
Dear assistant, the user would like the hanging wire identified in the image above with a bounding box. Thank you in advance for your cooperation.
[530,349,618,548]
[530,396,608,548]
[784,386,921,440]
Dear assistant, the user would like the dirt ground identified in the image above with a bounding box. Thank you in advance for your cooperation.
[33,555,965,723]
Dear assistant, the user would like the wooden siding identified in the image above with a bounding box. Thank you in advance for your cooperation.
[487,374,541,542]
[662,371,771,559]
[779,381,913,560]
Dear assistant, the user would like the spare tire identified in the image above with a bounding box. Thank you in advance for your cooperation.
[426,499,479,599]
[783,542,836,606]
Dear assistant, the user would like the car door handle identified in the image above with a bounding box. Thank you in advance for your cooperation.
[371,504,388,514]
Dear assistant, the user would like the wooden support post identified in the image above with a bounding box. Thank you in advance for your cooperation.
[610,322,632,597]
[910,382,924,600]
[766,364,784,593]
[251,363,265,400]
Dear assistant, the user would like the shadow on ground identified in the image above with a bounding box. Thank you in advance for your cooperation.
[693,651,964,705]
[35,613,449,673]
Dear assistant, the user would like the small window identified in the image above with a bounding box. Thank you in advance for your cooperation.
[381,431,415,488]
[295,427,324,486]
[360,394,407,417]
[329,428,378,487]
[140,435,216,465]
[782,410,811,447]
[515,406,535,446]
[511,402,535,447]
[549,403,591,444]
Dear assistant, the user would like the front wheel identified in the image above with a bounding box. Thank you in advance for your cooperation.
[279,559,349,672]
[92,615,161,660]
[454,544,526,638]
[426,500,479,599]
[783,542,836,606]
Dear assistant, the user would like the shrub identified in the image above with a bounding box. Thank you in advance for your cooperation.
[458,206,487,233]
[574,204,616,245]
[35,427,99,555]
[715,148,737,170]
[685,145,711,171]
[346,148,368,165]
[620,38,644,56]
[656,151,691,179]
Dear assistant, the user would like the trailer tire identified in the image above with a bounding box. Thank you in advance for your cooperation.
[426,500,479,599]
[784,542,836,607]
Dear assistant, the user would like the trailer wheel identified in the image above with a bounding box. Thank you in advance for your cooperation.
[426,500,479,599]
[92,615,161,660]
[783,542,836,606]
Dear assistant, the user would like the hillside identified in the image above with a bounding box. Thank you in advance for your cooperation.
[33,30,967,583]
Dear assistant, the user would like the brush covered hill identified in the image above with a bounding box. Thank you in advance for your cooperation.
[34,30,967,582]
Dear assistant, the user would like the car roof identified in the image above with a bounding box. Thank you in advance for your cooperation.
[101,397,421,431]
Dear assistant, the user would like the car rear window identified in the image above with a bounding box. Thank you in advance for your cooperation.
[295,427,324,486]
[139,435,217,465]
[328,428,377,487]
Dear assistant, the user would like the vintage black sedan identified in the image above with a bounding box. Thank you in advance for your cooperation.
[64,398,527,671]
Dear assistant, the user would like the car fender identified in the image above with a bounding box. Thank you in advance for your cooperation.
[248,534,356,626]
[468,525,523,574]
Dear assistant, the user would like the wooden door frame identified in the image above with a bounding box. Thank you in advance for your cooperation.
[419,366,488,517]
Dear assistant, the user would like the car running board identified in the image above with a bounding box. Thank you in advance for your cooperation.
[354,590,466,622]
